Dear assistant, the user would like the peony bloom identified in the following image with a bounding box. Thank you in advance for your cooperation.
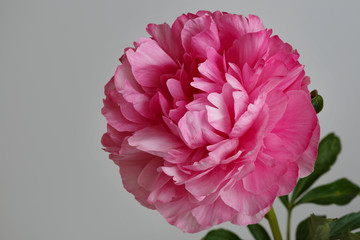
[101,11,320,233]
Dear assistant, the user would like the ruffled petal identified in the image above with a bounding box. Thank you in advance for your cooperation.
[192,198,238,228]
[126,39,178,88]
[128,125,184,157]
[181,14,220,59]
[297,123,320,177]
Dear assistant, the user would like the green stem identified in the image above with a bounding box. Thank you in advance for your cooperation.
[265,207,283,240]
[286,207,292,240]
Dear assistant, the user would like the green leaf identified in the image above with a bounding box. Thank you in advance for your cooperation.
[291,133,341,202]
[202,228,242,240]
[338,231,360,240]
[329,212,360,239]
[311,90,324,114]
[296,216,311,240]
[248,224,271,240]
[308,215,333,240]
[279,195,290,210]
[296,178,360,206]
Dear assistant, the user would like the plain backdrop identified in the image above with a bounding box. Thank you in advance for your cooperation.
[1,0,359,239]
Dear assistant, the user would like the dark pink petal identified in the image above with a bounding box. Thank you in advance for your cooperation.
[146,23,184,61]
[114,58,143,93]
[101,98,140,132]
[121,80,153,119]
[171,13,197,40]
[101,125,129,154]
[149,92,171,117]
[109,91,148,124]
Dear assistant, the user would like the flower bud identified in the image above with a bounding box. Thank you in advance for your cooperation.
[311,90,324,114]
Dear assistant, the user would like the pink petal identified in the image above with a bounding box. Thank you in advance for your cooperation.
[206,92,232,134]
[181,14,220,59]
[220,180,278,215]
[212,12,264,49]
[137,159,163,191]
[226,30,270,69]
[185,139,241,171]
[225,72,246,92]
[166,78,187,102]
[114,58,143,93]
[198,47,225,84]
[101,98,140,132]
[191,77,222,93]
[146,23,184,61]
[178,110,208,149]
[230,96,265,138]
[101,125,129,154]
[273,90,318,158]
[185,167,231,197]
[277,161,299,195]
[264,90,289,133]
[128,125,184,157]
[109,91,148,124]
[121,79,153,119]
[232,90,249,121]
[297,123,320,178]
[126,39,178,88]
[192,198,237,227]
[207,138,239,160]
[155,197,205,233]
[149,92,171,117]
[231,206,271,226]
[113,140,160,209]
[242,156,287,194]
[148,175,186,203]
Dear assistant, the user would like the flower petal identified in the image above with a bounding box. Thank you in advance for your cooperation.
[128,125,184,157]
[181,14,220,59]
[126,39,178,88]
[297,123,320,177]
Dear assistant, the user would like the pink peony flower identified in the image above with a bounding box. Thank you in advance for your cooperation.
[101,11,320,233]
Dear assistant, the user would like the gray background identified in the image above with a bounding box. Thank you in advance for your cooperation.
[1,0,359,239]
